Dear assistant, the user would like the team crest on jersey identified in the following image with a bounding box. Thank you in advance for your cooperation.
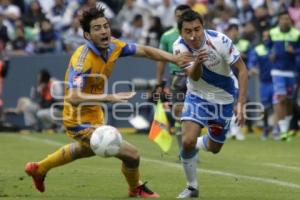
[72,75,84,88]
[206,50,221,67]
[208,50,218,61]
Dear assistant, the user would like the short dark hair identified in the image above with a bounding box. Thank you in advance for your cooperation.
[132,14,143,23]
[80,7,107,33]
[175,4,191,13]
[39,69,51,83]
[177,10,204,32]
[226,24,239,32]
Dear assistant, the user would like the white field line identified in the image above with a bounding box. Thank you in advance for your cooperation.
[18,135,300,189]
[263,163,300,172]
[143,157,300,189]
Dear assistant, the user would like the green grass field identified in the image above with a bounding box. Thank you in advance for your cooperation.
[0,132,299,200]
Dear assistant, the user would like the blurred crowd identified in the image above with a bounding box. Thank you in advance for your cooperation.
[0,0,298,55]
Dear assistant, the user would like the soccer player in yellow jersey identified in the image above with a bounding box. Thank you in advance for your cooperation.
[24,7,191,198]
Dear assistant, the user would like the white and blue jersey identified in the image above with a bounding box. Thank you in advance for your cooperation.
[173,30,240,105]
[173,30,241,143]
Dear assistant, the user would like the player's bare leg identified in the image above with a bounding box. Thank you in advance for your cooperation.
[178,120,200,198]
[275,95,292,140]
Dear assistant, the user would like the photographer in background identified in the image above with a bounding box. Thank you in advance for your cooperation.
[6,69,63,132]
[0,53,9,123]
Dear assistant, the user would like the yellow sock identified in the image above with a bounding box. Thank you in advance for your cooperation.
[121,163,140,191]
[37,143,94,175]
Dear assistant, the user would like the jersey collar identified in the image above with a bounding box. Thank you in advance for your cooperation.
[200,30,208,48]
[180,30,208,52]
[85,40,115,61]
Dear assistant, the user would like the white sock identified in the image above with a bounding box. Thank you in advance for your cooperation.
[278,119,289,133]
[285,115,292,129]
[181,153,198,189]
[195,135,208,151]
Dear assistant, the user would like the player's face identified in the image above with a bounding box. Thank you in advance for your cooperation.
[262,30,269,42]
[279,14,292,31]
[227,28,239,41]
[181,19,204,49]
[86,17,111,49]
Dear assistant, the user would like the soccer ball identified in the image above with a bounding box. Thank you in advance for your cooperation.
[90,125,122,157]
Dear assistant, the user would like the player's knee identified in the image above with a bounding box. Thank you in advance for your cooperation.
[130,148,140,161]
[211,148,221,154]
[182,137,196,151]
[124,148,140,168]
[70,143,94,159]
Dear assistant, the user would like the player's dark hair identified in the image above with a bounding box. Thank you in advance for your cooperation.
[226,24,239,32]
[178,10,204,32]
[39,69,51,83]
[175,4,191,13]
[80,7,107,33]
[132,14,143,23]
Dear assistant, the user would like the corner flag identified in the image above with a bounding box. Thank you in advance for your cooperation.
[148,100,172,152]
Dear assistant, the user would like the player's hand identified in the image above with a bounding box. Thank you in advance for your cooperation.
[248,68,258,76]
[286,45,295,54]
[194,49,208,66]
[107,92,136,103]
[174,52,193,68]
[234,102,245,126]
[154,84,163,94]
[269,53,276,61]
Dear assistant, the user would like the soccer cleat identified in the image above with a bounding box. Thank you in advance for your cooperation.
[177,186,199,198]
[280,132,288,141]
[25,162,46,192]
[287,130,296,137]
[129,182,160,198]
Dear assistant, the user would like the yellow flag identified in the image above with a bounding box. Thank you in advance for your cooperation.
[148,100,172,152]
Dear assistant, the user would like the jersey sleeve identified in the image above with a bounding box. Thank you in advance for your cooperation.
[218,33,240,65]
[119,43,137,57]
[67,48,92,89]
[173,41,194,69]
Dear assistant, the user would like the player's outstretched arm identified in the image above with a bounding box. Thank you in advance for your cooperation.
[135,44,192,67]
[65,89,136,105]
[232,57,248,126]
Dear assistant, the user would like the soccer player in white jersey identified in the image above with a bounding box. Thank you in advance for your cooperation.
[173,10,248,198]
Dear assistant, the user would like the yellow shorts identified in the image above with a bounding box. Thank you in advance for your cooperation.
[66,125,96,148]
